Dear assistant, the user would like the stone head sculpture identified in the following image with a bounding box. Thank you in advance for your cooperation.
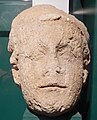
[8,5,90,116]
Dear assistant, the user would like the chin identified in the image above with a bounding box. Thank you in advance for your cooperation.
[26,96,78,117]
[27,103,74,117]
[22,85,80,117]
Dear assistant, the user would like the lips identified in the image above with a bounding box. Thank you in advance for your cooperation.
[39,83,67,88]
[12,65,19,70]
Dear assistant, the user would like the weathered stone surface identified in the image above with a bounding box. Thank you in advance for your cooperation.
[8,5,90,116]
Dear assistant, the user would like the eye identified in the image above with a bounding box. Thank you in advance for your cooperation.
[32,47,47,61]
[38,48,46,55]
[57,44,68,56]
[36,52,45,59]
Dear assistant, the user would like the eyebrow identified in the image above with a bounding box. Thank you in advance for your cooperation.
[38,39,48,49]
[57,39,63,46]
[56,42,68,50]
[56,38,67,47]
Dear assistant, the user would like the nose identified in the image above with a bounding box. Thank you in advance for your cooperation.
[56,66,61,74]
[10,52,19,70]
[47,54,61,74]
[10,53,17,65]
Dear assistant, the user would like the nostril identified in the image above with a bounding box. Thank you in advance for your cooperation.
[42,71,49,77]
[56,70,60,74]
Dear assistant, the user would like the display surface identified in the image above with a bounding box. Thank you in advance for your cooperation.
[8,5,90,117]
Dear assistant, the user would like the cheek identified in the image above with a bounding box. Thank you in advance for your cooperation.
[18,57,45,84]
[60,60,83,103]
[30,59,47,76]
[18,57,34,82]
[61,59,83,86]
[67,61,83,94]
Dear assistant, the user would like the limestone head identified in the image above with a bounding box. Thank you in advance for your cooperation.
[8,5,90,116]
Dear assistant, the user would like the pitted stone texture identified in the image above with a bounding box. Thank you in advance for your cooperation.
[8,5,90,116]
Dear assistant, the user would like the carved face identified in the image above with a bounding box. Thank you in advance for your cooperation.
[8,5,90,116]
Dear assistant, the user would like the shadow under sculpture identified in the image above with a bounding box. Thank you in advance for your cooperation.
[8,5,90,119]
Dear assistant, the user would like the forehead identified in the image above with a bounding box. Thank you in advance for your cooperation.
[19,20,82,54]
[22,22,73,48]
[31,24,64,46]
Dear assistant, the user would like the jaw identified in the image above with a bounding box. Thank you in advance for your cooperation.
[22,86,80,116]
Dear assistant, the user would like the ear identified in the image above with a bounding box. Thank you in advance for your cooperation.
[83,69,88,84]
[83,47,90,66]
[10,51,21,87]
[83,45,90,84]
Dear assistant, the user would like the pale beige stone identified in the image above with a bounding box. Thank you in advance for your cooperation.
[8,5,90,116]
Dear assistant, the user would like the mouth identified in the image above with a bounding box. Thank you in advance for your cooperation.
[39,84,67,89]
[12,65,19,70]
